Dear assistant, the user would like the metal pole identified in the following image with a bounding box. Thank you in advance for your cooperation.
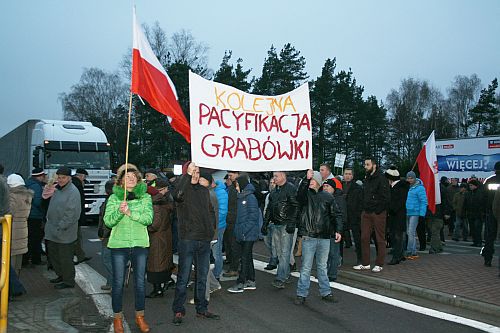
[0,215,12,333]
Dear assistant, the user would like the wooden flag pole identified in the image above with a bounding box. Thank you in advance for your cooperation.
[123,91,133,201]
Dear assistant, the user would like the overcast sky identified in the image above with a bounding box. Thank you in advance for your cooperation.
[1,0,499,137]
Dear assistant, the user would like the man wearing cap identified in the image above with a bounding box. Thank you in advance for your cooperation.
[24,168,47,265]
[145,169,159,188]
[385,167,409,265]
[482,161,500,267]
[45,166,81,289]
[72,168,91,264]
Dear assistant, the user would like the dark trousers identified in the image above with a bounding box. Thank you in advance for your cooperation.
[224,226,240,272]
[361,211,387,266]
[391,229,405,261]
[236,241,255,283]
[469,216,484,245]
[47,240,76,286]
[74,226,86,261]
[416,217,427,250]
[172,239,210,315]
[350,223,362,264]
[482,214,498,262]
[24,218,43,264]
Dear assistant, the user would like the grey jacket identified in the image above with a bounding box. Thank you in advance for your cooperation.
[45,182,81,244]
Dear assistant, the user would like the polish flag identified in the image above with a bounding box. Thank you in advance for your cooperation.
[416,131,441,213]
[131,9,191,142]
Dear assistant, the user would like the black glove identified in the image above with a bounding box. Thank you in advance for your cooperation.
[261,225,268,236]
[286,225,296,234]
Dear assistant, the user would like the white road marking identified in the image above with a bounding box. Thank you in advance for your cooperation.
[75,263,131,333]
[88,238,102,242]
[252,259,500,333]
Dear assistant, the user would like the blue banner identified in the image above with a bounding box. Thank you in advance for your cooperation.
[437,154,500,172]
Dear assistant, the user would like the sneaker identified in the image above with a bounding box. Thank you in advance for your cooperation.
[222,270,238,277]
[100,284,111,291]
[264,264,277,270]
[196,311,220,320]
[227,283,245,293]
[172,312,183,326]
[272,280,285,289]
[294,296,305,305]
[322,294,335,302]
[243,280,256,290]
[352,264,370,270]
[371,265,383,273]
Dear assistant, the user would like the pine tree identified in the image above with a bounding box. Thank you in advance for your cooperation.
[213,51,252,92]
[470,78,498,136]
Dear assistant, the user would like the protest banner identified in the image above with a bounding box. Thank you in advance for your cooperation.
[189,72,312,171]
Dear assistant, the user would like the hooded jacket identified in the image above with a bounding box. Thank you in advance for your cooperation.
[406,178,428,217]
[104,182,153,248]
[296,178,343,239]
[214,180,228,230]
[9,186,33,255]
[25,177,45,219]
[234,183,261,241]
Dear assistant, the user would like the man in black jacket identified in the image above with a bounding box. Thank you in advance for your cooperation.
[171,162,219,325]
[222,171,240,277]
[262,171,299,289]
[342,168,363,265]
[481,161,500,267]
[354,158,390,273]
[385,167,409,265]
[294,170,342,305]
[72,168,91,265]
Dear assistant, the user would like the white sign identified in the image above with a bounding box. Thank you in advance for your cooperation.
[334,153,346,168]
[189,72,313,171]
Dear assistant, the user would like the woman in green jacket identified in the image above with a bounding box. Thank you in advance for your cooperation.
[104,164,153,333]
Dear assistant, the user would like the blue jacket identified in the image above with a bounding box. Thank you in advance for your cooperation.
[234,183,261,241]
[25,177,44,219]
[406,179,428,217]
[214,180,228,229]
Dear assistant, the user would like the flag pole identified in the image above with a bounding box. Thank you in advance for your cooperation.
[123,91,133,201]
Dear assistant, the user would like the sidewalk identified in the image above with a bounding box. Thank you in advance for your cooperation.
[5,262,108,332]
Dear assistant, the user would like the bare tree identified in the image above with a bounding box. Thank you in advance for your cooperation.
[446,74,482,137]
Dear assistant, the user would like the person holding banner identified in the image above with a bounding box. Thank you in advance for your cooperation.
[104,164,153,333]
[262,171,299,289]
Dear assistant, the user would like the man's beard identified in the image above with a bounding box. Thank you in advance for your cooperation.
[365,166,374,175]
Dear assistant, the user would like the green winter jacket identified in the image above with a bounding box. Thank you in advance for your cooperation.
[104,182,153,248]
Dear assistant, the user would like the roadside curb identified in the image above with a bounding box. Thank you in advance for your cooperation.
[338,270,500,318]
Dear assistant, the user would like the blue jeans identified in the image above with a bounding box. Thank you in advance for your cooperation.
[406,216,419,255]
[272,225,293,282]
[297,237,331,297]
[102,242,112,286]
[212,227,225,279]
[453,216,468,240]
[327,240,341,280]
[263,224,278,266]
[172,239,210,315]
[111,247,148,314]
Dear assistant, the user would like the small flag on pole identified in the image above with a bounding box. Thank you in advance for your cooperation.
[131,9,191,142]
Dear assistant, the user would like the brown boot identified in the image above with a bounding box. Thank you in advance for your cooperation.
[113,316,124,333]
[135,314,150,333]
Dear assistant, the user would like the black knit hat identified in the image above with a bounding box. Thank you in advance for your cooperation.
[75,168,88,176]
[199,170,213,183]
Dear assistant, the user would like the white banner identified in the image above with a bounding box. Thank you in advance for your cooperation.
[334,153,346,168]
[189,72,313,171]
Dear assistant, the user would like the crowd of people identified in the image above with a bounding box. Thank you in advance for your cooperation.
[0,157,499,332]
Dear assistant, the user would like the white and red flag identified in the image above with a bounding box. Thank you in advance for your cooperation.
[416,131,441,213]
[131,9,191,142]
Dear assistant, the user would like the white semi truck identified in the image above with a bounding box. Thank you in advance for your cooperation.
[0,119,113,218]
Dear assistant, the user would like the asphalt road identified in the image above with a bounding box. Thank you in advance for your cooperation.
[79,225,490,333]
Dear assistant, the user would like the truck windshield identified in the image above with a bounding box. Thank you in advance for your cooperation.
[45,150,110,170]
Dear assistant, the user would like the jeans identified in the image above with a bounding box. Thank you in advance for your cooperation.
[237,241,255,284]
[327,240,341,280]
[212,227,225,279]
[296,237,331,297]
[101,242,113,285]
[172,214,179,253]
[172,239,210,315]
[453,216,469,240]
[272,225,293,282]
[263,224,278,266]
[9,265,26,295]
[406,216,419,255]
[111,247,148,314]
